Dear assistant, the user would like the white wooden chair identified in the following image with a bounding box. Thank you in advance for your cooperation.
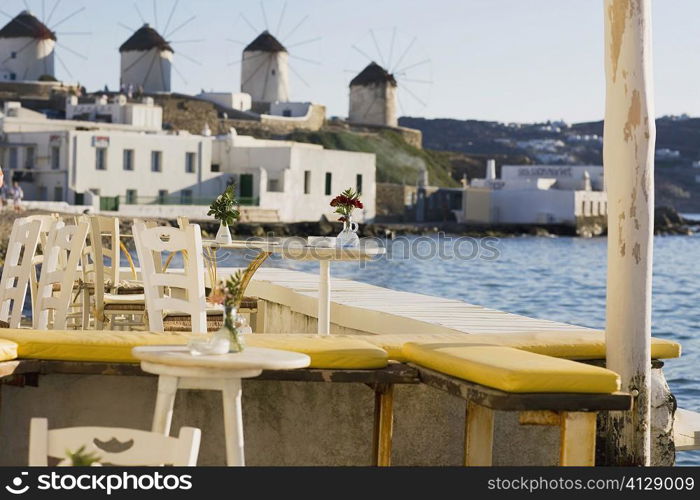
[132,221,207,333]
[29,418,200,466]
[34,221,89,330]
[0,218,42,328]
[23,214,61,313]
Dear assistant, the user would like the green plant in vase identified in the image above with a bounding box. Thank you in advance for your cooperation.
[208,184,240,244]
[65,445,101,466]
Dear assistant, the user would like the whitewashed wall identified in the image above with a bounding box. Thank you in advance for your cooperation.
[0,37,54,81]
[348,83,397,127]
[120,49,172,93]
[241,51,289,102]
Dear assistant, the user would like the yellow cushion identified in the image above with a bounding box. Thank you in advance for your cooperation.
[245,334,388,369]
[0,329,188,363]
[0,338,18,361]
[403,343,621,393]
[361,330,681,362]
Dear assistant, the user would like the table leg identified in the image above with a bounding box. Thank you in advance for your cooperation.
[151,375,178,436]
[318,260,330,336]
[222,378,245,466]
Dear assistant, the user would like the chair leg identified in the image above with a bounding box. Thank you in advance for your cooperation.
[372,383,394,466]
[464,401,494,466]
[221,378,245,466]
[151,375,178,436]
[559,412,597,466]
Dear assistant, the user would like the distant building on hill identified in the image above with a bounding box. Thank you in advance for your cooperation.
[459,161,607,226]
[241,31,290,104]
[348,62,397,127]
[0,10,56,82]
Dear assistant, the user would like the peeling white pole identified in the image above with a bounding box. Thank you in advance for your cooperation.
[603,0,655,465]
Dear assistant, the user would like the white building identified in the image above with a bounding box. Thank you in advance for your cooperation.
[119,24,173,93]
[348,62,397,127]
[241,31,289,103]
[197,91,252,112]
[0,101,376,222]
[65,95,162,131]
[0,11,55,82]
[460,162,607,225]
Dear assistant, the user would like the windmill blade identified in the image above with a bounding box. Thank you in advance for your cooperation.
[283,15,308,41]
[152,0,159,30]
[240,13,258,34]
[401,84,427,107]
[343,69,359,74]
[241,56,270,87]
[134,3,146,24]
[176,50,203,66]
[122,49,152,73]
[228,51,268,67]
[226,38,246,45]
[288,63,310,88]
[396,77,433,84]
[162,0,179,35]
[289,54,321,66]
[169,39,204,44]
[46,0,61,25]
[351,44,375,64]
[369,29,386,67]
[172,63,188,85]
[57,32,92,35]
[42,0,46,22]
[165,15,195,39]
[118,22,135,32]
[286,36,321,49]
[23,0,31,13]
[55,51,73,79]
[275,1,287,36]
[391,36,416,73]
[2,38,35,64]
[260,1,269,30]
[387,27,397,68]
[51,7,86,30]
[395,58,430,75]
[56,42,88,60]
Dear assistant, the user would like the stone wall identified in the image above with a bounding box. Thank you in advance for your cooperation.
[376,182,416,221]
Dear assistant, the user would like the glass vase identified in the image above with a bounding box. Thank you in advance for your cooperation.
[216,222,232,244]
[336,216,360,248]
[220,306,244,353]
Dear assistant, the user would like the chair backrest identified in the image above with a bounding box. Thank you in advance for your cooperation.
[34,221,89,330]
[23,214,61,256]
[132,221,207,333]
[80,215,121,305]
[29,418,200,466]
[0,218,41,327]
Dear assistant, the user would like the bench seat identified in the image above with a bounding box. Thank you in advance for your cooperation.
[402,343,621,393]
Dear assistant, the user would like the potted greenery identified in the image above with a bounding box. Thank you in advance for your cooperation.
[208,184,240,244]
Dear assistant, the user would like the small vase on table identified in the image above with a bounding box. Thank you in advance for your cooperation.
[216,222,232,244]
[336,216,360,248]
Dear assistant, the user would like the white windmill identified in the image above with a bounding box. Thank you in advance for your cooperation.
[118,1,202,93]
[228,1,321,107]
[0,2,88,83]
[347,29,432,127]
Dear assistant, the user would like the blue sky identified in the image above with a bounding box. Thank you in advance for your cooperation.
[3,0,698,123]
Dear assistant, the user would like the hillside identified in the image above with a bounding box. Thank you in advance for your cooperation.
[400,116,700,212]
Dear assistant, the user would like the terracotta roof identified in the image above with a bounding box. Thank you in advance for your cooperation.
[119,24,173,53]
[0,11,56,41]
[350,62,397,87]
[244,31,286,53]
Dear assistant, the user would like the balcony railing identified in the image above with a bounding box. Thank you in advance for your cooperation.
[118,195,259,206]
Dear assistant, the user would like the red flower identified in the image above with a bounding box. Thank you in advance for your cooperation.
[338,216,347,222]
[330,198,339,207]
[354,200,363,209]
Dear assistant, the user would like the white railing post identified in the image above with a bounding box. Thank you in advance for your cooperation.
[603,0,655,465]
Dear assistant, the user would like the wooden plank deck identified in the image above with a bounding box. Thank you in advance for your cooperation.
[242,267,598,337]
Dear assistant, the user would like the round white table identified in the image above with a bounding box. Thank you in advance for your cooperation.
[203,240,386,335]
[132,345,310,466]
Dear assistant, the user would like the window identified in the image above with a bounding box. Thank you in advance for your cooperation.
[125,189,137,204]
[10,51,16,59]
[157,190,168,204]
[185,152,196,173]
[356,174,363,194]
[123,149,134,171]
[267,178,281,192]
[283,109,292,117]
[181,189,193,204]
[9,73,15,81]
[303,170,311,194]
[51,146,60,170]
[151,151,162,172]
[211,163,220,172]
[25,146,35,169]
[95,147,107,170]
[53,186,63,202]
[39,186,47,201]
[324,172,332,195]
[9,147,17,169]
